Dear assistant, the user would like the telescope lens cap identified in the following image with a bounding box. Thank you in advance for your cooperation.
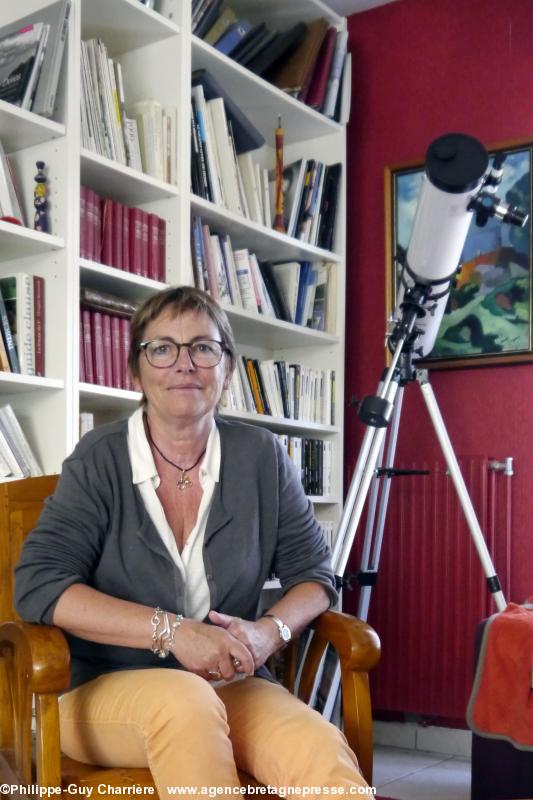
[426,133,488,193]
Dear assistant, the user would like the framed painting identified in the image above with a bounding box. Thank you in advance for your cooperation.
[385,139,532,369]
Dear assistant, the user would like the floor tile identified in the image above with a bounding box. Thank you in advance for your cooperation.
[373,751,471,800]
[373,746,451,788]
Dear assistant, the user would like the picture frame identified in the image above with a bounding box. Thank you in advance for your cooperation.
[385,139,532,369]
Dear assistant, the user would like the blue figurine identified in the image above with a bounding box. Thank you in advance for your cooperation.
[34,161,49,233]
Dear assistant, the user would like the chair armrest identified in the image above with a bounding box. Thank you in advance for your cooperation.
[299,610,380,786]
[0,621,70,787]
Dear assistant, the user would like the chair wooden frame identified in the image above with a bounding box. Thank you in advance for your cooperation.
[0,476,381,795]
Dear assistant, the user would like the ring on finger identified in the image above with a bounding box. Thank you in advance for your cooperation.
[208,669,222,680]
[232,657,242,669]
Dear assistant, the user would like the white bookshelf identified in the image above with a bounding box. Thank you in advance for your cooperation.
[0,0,348,528]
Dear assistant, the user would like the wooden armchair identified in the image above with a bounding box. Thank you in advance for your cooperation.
[0,476,381,795]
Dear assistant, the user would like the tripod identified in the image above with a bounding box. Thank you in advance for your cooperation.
[317,285,507,720]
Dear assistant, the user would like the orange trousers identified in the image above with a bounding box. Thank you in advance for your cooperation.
[59,669,369,799]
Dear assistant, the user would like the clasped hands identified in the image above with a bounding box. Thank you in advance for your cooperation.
[169,610,281,683]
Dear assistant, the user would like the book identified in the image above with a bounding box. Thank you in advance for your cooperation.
[207,97,243,215]
[131,98,164,180]
[213,19,252,57]
[192,69,265,154]
[236,152,263,225]
[270,19,328,98]
[269,262,301,323]
[0,403,42,476]
[205,7,237,46]
[191,84,224,204]
[251,22,307,78]
[33,276,45,377]
[24,0,71,115]
[0,140,24,222]
[91,310,105,386]
[230,23,269,64]
[21,24,49,111]
[80,287,138,319]
[305,27,337,111]
[258,262,292,322]
[81,308,94,384]
[322,29,348,118]
[0,274,34,375]
[195,0,223,40]
[337,51,352,124]
[0,22,46,107]
[317,162,342,252]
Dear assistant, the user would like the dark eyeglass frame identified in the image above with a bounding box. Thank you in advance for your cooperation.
[138,337,227,369]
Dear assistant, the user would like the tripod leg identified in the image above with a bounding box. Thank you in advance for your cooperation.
[358,386,405,622]
[332,377,401,578]
[417,370,507,612]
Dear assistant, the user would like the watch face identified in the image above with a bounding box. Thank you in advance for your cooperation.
[280,624,291,642]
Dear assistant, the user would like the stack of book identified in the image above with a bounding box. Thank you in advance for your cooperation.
[277,433,333,497]
[191,216,336,332]
[0,403,43,481]
[79,288,138,391]
[225,356,335,426]
[80,187,167,282]
[191,73,265,218]
[271,159,342,251]
[318,520,335,550]
[0,273,45,377]
[81,39,177,182]
[193,4,350,121]
[0,0,70,119]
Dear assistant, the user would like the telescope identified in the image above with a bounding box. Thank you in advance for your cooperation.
[389,132,528,360]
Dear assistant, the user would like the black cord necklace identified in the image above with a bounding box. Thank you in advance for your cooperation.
[145,417,207,490]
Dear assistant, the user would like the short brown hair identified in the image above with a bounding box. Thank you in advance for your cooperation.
[128,285,237,381]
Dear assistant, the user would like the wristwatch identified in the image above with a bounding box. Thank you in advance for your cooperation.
[263,613,292,643]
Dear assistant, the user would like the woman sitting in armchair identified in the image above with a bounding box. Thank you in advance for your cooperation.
[15,286,370,797]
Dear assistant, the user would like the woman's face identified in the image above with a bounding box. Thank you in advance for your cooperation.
[133,308,231,426]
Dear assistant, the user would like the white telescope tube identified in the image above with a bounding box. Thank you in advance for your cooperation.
[393,133,489,358]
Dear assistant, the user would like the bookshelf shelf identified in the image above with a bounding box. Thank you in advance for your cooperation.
[81,150,181,205]
[225,306,338,349]
[0,374,64,393]
[0,223,64,260]
[80,383,140,411]
[221,408,340,435]
[80,260,166,302]
[190,194,341,263]
[0,102,65,152]
[227,0,343,27]
[81,0,180,54]
[192,37,342,145]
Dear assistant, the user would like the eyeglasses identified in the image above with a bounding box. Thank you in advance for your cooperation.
[138,338,226,369]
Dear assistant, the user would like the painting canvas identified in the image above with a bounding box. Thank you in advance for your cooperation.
[387,141,532,368]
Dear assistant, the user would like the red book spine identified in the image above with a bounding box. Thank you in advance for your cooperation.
[102,312,113,387]
[33,276,45,377]
[120,317,132,390]
[86,189,96,261]
[80,187,88,259]
[91,310,105,386]
[158,217,166,282]
[306,27,337,110]
[129,207,143,276]
[101,198,113,266]
[82,308,94,384]
[122,205,131,272]
[94,191,102,262]
[148,213,159,280]
[140,210,149,278]
[111,315,122,388]
[112,202,124,270]
[79,316,85,382]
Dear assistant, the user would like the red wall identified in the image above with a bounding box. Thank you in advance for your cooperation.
[344,0,533,607]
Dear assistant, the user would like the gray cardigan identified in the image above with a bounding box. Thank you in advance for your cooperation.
[15,416,337,688]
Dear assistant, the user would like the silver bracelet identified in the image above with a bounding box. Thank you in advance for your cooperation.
[150,606,183,659]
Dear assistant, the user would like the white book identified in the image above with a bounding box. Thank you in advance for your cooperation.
[132,99,164,180]
[0,140,23,222]
[339,52,352,125]
[323,30,348,119]
[207,98,242,216]
[191,85,224,206]
[85,39,111,158]
[228,369,247,412]
[254,162,264,222]
[164,105,178,184]
[0,404,42,476]
[0,426,25,479]
[261,360,284,418]
[79,412,95,437]
[236,356,255,412]
[107,56,126,165]
[21,24,50,111]
[248,254,275,318]
[80,42,100,154]
[270,262,301,323]
[0,445,14,478]
[237,152,263,225]
[233,249,257,312]
[123,116,143,172]
[309,165,327,246]
[209,235,232,304]
[261,167,272,228]
[220,236,243,308]
[25,0,71,118]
